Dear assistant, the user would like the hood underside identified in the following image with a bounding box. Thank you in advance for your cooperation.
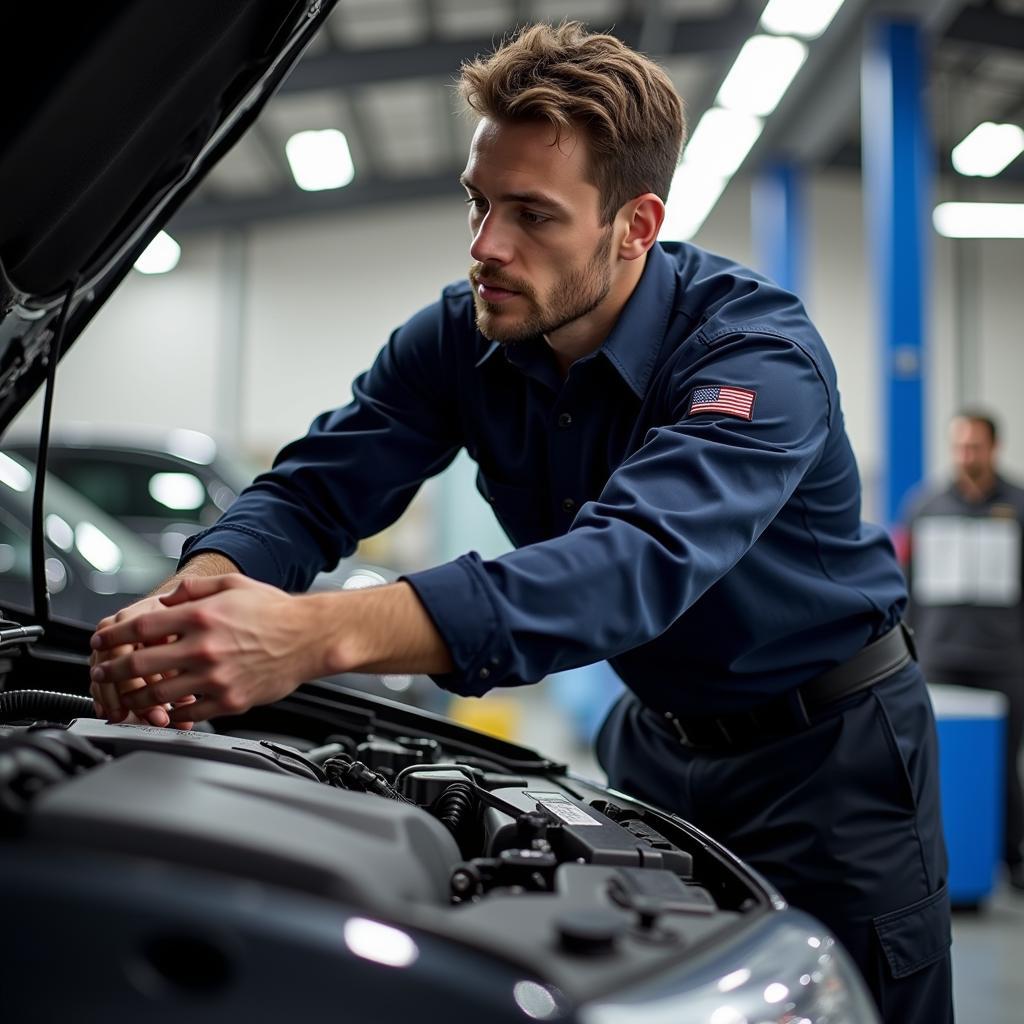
[0,0,333,435]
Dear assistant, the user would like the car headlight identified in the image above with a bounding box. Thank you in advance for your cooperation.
[581,910,879,1024]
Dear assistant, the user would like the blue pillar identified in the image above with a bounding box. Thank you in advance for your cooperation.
[751,162,805,295]
[862,19,929,526]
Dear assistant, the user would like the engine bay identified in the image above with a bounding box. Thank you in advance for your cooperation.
[0,686,774,1010]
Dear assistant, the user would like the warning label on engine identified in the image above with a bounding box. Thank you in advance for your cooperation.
[527,793,602,826]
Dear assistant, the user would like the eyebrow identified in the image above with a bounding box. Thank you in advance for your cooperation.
[459,176,571,218]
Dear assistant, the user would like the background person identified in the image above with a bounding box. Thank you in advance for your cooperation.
[906,410,1024,891]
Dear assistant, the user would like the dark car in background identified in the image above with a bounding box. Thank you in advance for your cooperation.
[0,450,167,623]
[4,425,253,559]
[0,4,879,1022]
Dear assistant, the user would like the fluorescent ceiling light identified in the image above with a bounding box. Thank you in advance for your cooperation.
[0,453,31,492]
[933,202,1024,238]
[716,35,808,118]
[682,108,764,178]
[285,129,355,191]
[660,164,729,242]
[134,231,181,275]
[760,0,845,39]
[45,513,75,552]
[951,122,1024,178]
[75,522,122,573]
[148,472,205,511]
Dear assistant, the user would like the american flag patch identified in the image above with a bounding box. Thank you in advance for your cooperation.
[688,385,756,420]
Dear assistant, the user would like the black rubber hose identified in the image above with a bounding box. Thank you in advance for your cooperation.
[432,782,475,836]
[0,690,95,723]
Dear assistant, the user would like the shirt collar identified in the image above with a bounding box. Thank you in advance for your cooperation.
[597,243,677,400]
[473,243,678,397]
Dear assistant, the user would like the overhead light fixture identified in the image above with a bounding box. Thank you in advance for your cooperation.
[716,35,808,118]
[660,164,729,242]
[760,0,846,39]
[285,129,355,191]
[933,202,1024,238]
[682,108,764,178]
[951,122,1024,178]
[75,522,123,574]
[134,231,181,275]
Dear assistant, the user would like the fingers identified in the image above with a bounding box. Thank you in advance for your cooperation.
[136,704,171,728]
[169,694,197,731]
[90,643,133,721]
[117,671,207,712]
[160,575,246,607]
[169,696,220,725]
[92,606,199,653]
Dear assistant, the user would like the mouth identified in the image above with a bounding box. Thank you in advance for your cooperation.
[474,277,521,304]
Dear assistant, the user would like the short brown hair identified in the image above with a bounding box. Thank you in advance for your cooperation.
[458,22,686,224]
[954,409,999,445]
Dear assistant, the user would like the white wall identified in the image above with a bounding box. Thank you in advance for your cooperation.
[30,170,1024,534]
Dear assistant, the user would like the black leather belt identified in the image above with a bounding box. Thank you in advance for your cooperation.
[650,621,917,750]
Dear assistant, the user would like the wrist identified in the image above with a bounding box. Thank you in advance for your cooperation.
[304,581,453,678]
[308,589,366,677]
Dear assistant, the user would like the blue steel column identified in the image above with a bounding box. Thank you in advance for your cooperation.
[861,19,930,525]
[751,162,804,295]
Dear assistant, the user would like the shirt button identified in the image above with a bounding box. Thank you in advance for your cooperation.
[562,498,577,513]
[478,667,491,680]
[557,412,573,428]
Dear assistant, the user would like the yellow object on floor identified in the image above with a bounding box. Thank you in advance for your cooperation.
[447,695,522,743]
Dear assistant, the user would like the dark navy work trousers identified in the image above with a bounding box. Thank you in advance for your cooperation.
[597,662,954,1024]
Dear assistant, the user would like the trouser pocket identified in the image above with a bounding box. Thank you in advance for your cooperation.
[872,882,951,979]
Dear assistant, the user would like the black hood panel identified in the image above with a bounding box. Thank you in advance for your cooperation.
[1,0,307,297]
[0,0,331,434]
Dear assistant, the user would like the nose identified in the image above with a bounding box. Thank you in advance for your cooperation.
[469,211,513,267]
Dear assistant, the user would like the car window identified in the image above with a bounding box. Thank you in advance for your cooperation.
[44,452,212,525]
[0,451,169,623]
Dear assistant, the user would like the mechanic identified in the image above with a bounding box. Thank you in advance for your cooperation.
[89,23,952,1022]
[905,410,1024,893]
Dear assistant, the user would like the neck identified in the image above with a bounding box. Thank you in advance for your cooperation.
[545,252,648,376]
[955,471,997,503]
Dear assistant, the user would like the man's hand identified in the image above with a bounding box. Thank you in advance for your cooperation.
[90,575,330,724]
[90,573,454,725]
[90,595,196,729]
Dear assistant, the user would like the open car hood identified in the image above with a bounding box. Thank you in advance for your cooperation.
[0,0,334,437]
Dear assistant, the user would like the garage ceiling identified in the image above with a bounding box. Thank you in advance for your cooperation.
[170,0,1024,234]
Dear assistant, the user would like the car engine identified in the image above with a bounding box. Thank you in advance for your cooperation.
[0,686,869,1023]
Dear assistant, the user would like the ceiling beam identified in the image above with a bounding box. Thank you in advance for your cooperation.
[944,3,1024,53]
[278,14,751,93]
[168,171,462,234]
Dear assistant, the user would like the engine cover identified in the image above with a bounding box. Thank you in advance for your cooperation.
[28,751,461,908]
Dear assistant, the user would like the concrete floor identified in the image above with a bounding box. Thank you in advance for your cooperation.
[952,881,1024,1023]
[514,682,1024,1023]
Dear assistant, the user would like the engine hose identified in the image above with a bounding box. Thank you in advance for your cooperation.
[0,690,95,724]
[431,782,476,839]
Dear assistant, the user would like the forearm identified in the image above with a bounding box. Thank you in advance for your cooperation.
[149,551,242,597]
[308,581,454,677]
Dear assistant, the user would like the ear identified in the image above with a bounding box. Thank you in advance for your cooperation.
[617,193,665,261]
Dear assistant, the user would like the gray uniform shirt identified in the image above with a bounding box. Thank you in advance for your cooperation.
[907,475,1024,677]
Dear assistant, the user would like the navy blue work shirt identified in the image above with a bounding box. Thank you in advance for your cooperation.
[181,242,907,714]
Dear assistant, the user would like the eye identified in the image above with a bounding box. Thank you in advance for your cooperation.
[520,210,549,225]
[464,197,488,214]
